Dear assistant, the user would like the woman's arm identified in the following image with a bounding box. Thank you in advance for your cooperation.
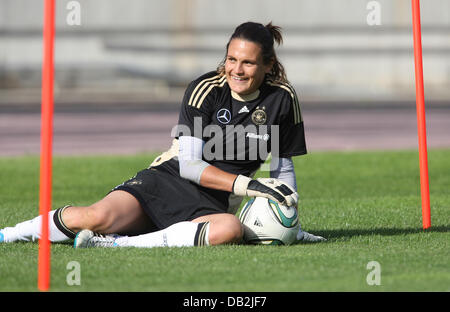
[269,157,297,191]
[199,165,237,192]
[178,135,236,191]
[178,135,297,206]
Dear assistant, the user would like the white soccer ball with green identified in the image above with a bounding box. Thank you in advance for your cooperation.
[239,196,300,245]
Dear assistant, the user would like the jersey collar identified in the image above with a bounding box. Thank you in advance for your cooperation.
[231,89,260,102]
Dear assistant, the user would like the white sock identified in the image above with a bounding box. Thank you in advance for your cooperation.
[0,210,73,243]
[115,221,210,248]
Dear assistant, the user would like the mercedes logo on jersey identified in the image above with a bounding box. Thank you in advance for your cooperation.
[216,108,232,124]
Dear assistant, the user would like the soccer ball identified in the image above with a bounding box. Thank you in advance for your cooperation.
[238,196,300,245]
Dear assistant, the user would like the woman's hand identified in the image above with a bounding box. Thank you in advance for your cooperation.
[232,175,298,207]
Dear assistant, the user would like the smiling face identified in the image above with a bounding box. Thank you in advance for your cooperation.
[225,39,273,96]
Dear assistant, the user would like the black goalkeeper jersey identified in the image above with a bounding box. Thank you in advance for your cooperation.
[150,71,307,178]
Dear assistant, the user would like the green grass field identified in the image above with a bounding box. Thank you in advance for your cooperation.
[0,149,449,292]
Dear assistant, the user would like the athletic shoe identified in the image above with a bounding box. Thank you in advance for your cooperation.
[297,230,327,242]
[74,230,119,248]
[0,228,12,243]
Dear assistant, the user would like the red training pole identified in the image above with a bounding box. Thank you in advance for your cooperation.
[411,0,431,229]
[38,0,56,291]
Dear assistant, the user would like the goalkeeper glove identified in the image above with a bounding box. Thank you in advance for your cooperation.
[232,175,298,207]
[297,229,327,242]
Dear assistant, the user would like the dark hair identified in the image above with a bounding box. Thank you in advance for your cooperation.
[217,21,287,83]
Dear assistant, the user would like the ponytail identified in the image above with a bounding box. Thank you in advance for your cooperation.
[264,22,287,83]
[265,22,283,46]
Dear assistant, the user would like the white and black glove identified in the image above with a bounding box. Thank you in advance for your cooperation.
[297,230,327,242]
[232,175,298,207]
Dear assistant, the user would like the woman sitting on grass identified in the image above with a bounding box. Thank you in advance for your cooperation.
[0,21,325,247]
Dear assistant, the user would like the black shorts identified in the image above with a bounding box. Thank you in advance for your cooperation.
[112,167,230,230]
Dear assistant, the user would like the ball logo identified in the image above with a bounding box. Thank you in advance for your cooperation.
[216,108,231,124]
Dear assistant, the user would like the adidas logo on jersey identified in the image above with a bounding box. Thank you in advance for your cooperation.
[238,106,249,114]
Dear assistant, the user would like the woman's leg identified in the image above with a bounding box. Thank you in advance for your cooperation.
[117,213,243,247]
[62,190,155,236]
[191,213,243,245]
[75,212,243,248]
[0,190,154,243]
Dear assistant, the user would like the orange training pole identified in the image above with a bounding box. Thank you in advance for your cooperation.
[411,0,431,229]
[38,0,56,291]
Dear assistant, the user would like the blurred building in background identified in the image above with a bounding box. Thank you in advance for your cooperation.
[1,0,449,109]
